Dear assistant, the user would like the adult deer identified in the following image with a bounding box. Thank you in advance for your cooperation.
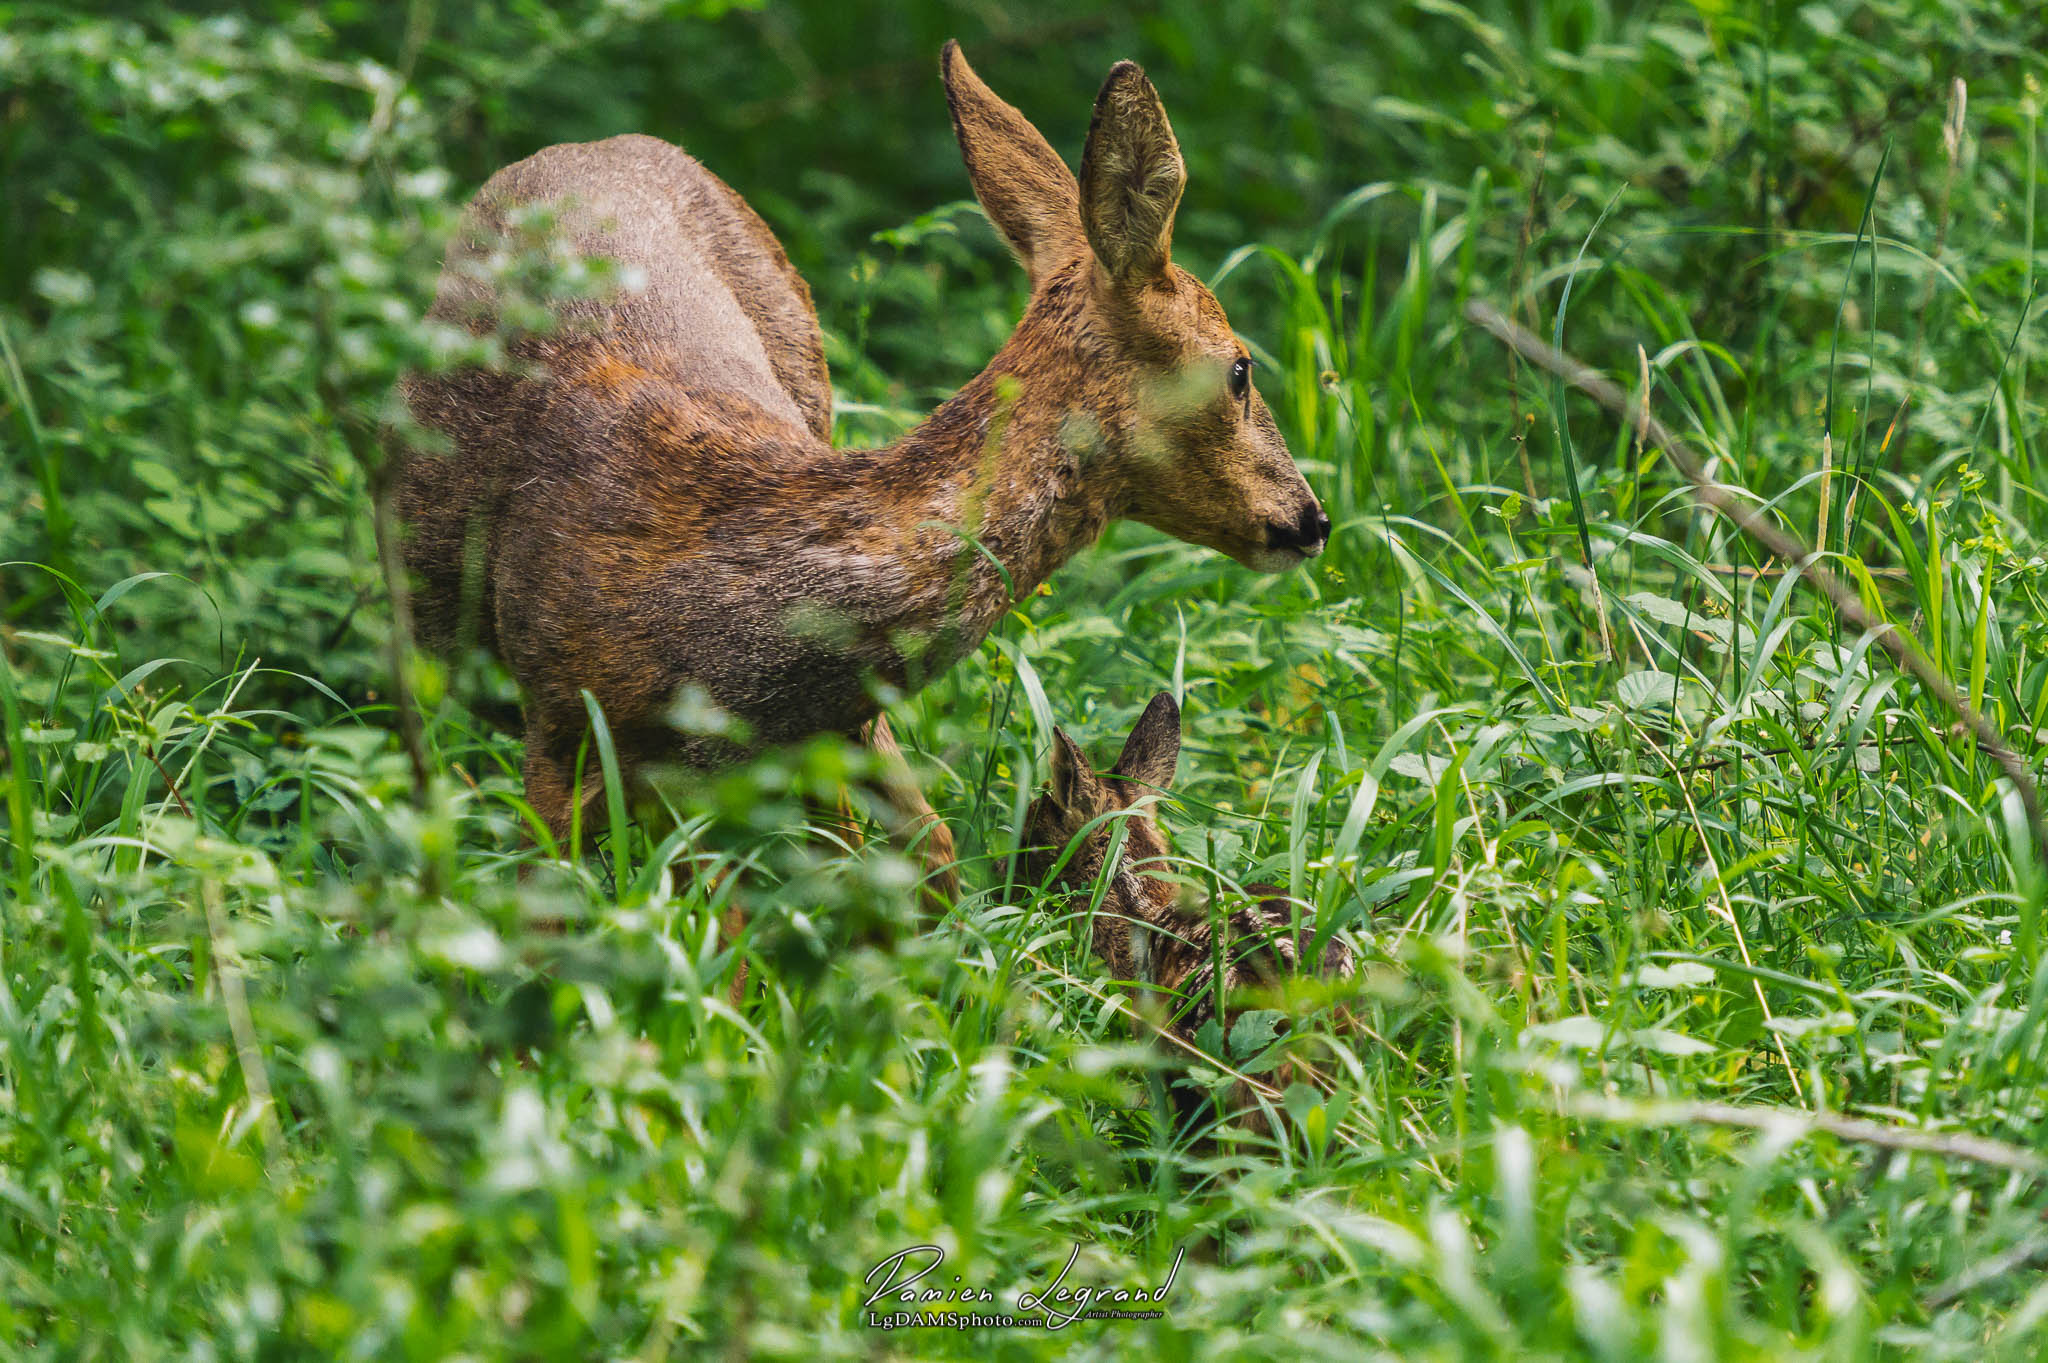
[395,44,1326,899]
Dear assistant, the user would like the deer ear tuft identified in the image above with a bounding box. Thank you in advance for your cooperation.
[1111,691,1181,790]
[942,42,1083,285]
[1078,61,1185,284]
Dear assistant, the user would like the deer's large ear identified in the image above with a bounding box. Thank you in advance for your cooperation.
[1048,726,1098,811]
[1111,691,1181,791]
[942,41,1082,285]
[1078,61,1185,286]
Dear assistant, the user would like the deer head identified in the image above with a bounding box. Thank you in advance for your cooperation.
[1020,691,1356,1134]
[1019,691,1186,953]
[943,44,1328,573]
[1020,692,1354,1008]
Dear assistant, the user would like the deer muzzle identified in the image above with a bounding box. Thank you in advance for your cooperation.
[1263,501,1331,558]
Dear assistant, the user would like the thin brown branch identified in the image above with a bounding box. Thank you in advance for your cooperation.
[367,485,434,804]
[143,741,196,820]
[320,2,438,814]
[318,371,433,810]
[1504,119,1552,506]
[1464,297,2048,868]
[1567,1094,2047,1176]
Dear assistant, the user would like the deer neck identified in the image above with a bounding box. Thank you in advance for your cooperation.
[860,299,1122,665]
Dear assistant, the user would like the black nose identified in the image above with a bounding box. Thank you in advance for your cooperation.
[1265,502,1330,554]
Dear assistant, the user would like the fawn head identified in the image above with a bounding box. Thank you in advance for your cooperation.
[943,44,1328,573]
[1020,691,1184,936]
[1021,692,1357,1137]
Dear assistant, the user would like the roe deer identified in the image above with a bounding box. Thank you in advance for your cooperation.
[1020,693,1355,1133]
[395,44,1327,898]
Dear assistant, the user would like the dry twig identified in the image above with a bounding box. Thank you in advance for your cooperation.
[1567,1094,2046,1176]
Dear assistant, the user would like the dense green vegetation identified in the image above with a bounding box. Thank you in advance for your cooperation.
[6,1,2048,1356]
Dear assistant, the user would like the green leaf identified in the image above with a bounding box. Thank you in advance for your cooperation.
[1282,1082,1322,1128]
[1629,1028,1715,1057]
[1525,1016,1610,1050]
[1229,1009,1286,1059]
[1633,963,1717,989]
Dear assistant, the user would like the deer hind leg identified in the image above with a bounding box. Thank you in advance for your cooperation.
[517,724,612,936]
[527,722,754,1003]
[520,731,577,852]
[862,714,960,912]
[807,787,868,856]
[519,722,614,858]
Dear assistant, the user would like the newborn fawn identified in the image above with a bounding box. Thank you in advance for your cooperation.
[1020,693,1354,1133]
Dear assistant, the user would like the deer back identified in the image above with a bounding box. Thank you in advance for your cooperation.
[396,134,834,655]
[421,133,830,440]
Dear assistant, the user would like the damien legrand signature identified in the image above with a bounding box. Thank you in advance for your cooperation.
[862,1243,1185,1331]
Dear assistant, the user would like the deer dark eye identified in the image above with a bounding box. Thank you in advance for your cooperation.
[1228,356,1252,403]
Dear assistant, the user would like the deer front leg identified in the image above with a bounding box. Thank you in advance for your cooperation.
[862,714,960,911]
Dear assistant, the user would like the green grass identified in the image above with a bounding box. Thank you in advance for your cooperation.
[6,1,2048,1358]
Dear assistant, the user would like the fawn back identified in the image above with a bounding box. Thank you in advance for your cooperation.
[1021,693,1355,1131]
[394,46,1327,843]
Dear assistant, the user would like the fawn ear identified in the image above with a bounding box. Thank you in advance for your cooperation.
[1048,726,1097,811]
[1111,691,1181,790]
[942,41,1082,285]
[1079,61,1185,285]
